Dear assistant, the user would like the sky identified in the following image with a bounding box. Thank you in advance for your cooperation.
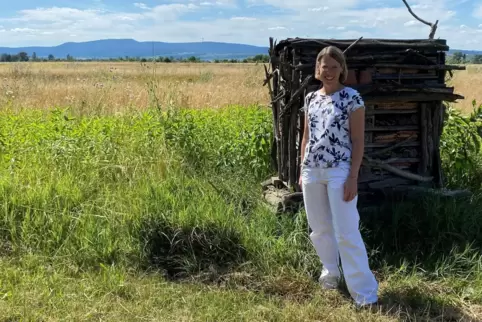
[0,0,481,50]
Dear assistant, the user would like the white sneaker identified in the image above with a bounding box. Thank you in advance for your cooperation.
[319,275,340,290]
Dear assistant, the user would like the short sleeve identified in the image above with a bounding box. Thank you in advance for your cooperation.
[349,89,365,114]
[301,91,315,112]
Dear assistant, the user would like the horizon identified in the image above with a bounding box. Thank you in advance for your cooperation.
[0,38,481,54]
[0,1,481,51]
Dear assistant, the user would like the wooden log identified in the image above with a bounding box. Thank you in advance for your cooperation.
[364,92,464,103]
[373,63,466,71]
[420,103,429,175]
[270,37,283,180]
[363,156,433,182]
[289,49,300,189]
[365,125,419,131]
[276,38,448,51]
[365,142,419,148]
[368,135,417,157]
[432,102,444,187]
[371,73,439,80]
[295,54,442,69]
[374,102,418,109]
[366,109,417,115]
[280,46,291,182]
[426,102,434,183]
[373,131,418,141]
[264,63,279,172]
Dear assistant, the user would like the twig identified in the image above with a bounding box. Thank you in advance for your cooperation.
[263,64,273,95]
[368,135,417,157]
[402,0,438,39]
[343,37,363,54]
[279,75,313,117]
[363,156,433,182]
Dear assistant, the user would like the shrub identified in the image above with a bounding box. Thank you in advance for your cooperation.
[440,100,482,190]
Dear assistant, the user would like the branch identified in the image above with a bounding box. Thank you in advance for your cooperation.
[279,75,313,117]
[368,135,417,157]
[363,156,433,182]
[343,37,363,55]
[402,0,438,39]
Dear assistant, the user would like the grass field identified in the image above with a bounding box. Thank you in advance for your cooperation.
[0,61,482,321]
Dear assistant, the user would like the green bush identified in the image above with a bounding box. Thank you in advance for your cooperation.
[440,100,482,190]
[160,105,273,181]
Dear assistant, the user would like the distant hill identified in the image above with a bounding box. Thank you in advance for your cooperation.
[0,39,269,60]
[0,39,480,61]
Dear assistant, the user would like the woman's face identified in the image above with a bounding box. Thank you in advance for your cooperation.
[318,55,342,85]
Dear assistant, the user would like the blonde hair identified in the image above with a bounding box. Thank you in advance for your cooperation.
[314,46,348,83]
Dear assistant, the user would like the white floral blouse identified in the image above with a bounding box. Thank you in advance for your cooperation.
[301,86,365,168]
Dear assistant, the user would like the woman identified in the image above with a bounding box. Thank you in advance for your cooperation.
[299,45,378,308]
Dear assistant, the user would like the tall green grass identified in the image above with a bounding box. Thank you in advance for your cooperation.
[0,101,481,313]
[0,106,317,278]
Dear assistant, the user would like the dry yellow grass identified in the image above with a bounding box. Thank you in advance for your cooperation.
[447,64,482,113]
[0,61,479,114]
[0,61,269,114]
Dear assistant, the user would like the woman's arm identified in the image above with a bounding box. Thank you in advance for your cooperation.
[298,112,309,188]
[348,107,365,179]
[344,106,365,202]
[300,112,309,166]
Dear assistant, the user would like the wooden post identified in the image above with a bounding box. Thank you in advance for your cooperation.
[289,48,301,189]
[419,103,429,176]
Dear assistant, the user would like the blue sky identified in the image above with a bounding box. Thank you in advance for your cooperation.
[0,0,481,50]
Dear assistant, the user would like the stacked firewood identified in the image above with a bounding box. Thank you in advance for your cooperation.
[264,37,465,193]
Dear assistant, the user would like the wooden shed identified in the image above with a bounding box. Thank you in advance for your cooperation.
[262,37,466,205]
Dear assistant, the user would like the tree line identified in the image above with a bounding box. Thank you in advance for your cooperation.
[1,50,480,65]
[447,52,482,64]
[0,51,270,63]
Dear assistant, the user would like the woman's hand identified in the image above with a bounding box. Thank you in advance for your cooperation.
[343,176,358,202]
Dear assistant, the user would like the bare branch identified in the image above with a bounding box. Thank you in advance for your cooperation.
[343,37,363,55]
[402,0,438,39]
[363,156,434,182]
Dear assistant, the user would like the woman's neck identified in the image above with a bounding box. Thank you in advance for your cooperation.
[320,83,344,95]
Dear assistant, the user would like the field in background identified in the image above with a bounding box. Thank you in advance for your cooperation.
[447,64,482,112]
[0,62,268,113]
[0,61,480,114]
[0,61,481,320]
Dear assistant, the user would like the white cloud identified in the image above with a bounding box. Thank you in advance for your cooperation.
[309,7,329,12]
[230,17,256,20]
[134,3,150,10]
[475,5,482,18]
[258,0,359,10]
[146,4,198,21]
[14,7,103,22]
[404,20,418,26]
[11,28,39,33]
[0,1,480,50]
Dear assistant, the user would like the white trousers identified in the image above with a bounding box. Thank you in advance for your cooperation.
[301,163,378,305]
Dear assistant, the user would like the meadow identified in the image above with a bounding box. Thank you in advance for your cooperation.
[0,61,481,321]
